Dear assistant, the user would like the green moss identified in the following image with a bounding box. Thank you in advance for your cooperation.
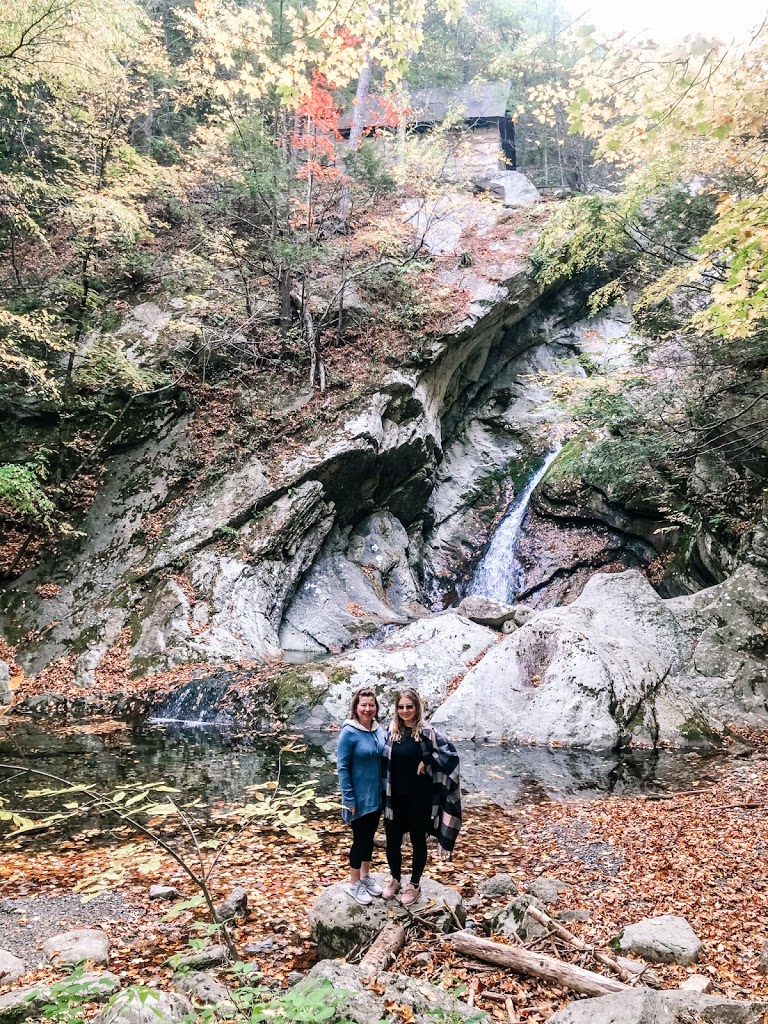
[609,931,623,952]
[679,713,718,744]
[328,666,354,687]
[268,668,326,718]
[70,624,102,655]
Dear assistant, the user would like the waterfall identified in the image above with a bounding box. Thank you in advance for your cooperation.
[148,677,232,725]
[467,448,561,604]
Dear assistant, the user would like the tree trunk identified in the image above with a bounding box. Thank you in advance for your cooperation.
[523,906,638,985]
[339,52,373,222]
[450,932,629,998]
[358,922,406,977]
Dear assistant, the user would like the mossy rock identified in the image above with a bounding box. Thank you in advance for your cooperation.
[268,669,327,718]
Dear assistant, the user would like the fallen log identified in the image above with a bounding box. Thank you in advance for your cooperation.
[523,905,637,985]
[358,921,406,977]
[450,931,629,998]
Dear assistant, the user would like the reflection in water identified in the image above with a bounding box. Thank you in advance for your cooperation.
[0,721,728,839]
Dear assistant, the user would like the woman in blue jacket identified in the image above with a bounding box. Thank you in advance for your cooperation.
[336,686,386,905]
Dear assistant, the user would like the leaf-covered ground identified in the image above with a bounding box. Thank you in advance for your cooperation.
[2,739,768,1020]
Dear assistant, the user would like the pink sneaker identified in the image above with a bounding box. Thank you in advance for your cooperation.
[382,878,400,900]
[400,883,421,906]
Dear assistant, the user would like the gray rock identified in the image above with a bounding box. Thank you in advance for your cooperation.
[679,975,713,993]
[301,960,479,1024]
[433,570,698,747]
[548,989,767,1024]
[308,875,465,959]
[214,887,248,923]
[172,972,235,1016]
[43,928,110,967]
[478,874,519,899]
[149,886,181,901]
[488,895,549,942]
[92,990,191,1024]
[615,915,703,966]
[0,949,25,984]
[171,945,230,970]
[513,605,535,626]
[286,972,305,987]
[526,877,571,905]
[557,910,591,924]
[0,662,10,707]
[481,171,541,208]
[307,613,498,724]
[457,595,517,629]
[243,938,276,954]
[0,986,51,1023]
[279,512,421,654]
[615,957,661,988]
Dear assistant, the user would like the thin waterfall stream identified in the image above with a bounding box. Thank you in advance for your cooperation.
[467,447,561,603]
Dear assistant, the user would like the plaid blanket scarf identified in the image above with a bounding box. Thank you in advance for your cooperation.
[383,723,462,856]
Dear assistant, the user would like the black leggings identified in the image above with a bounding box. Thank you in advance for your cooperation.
[349,810,381,869]
[385,794,430,887]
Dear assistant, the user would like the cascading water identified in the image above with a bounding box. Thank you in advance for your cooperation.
[466,448,561,604]
[149,677,232,725]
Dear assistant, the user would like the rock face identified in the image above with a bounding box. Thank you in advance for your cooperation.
[614,915,703,966]
[432,560,768,748]
[43,928,110,967]
[548,989,767,1024]
[279,512,424,653]
[308,876,465,958]
[0,238,550,682]
[301,961,478,1024]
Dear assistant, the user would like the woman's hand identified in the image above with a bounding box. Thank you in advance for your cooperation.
[417,762,425,776]
[344,804,356,815]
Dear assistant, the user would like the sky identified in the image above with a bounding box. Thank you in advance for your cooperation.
[562,0,768,44]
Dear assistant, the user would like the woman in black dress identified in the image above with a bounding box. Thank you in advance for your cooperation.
[381,688,462,906]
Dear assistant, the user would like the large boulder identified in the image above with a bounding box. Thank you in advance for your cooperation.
[456,595,517,629]
[433,570,696,747]
[300,961,479,1024]
[294,613,498,724]
[43,928,110,967]
[614,915,703,966]
[308,876,465,958]
[476,171,541,208]
[548,989,768,1024]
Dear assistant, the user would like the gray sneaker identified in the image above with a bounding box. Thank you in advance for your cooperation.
[346,881,372,905]
[360,875,383,897]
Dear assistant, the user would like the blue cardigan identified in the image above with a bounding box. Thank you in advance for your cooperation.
[336,720,385,823]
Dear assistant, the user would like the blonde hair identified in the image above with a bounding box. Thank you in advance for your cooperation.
[390,688,424,742]
[349,686,379,723]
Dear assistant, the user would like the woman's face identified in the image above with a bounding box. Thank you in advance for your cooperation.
[357,695,377,725]
[397,696,417,728]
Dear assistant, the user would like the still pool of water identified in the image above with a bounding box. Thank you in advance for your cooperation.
[0,719,731,843]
